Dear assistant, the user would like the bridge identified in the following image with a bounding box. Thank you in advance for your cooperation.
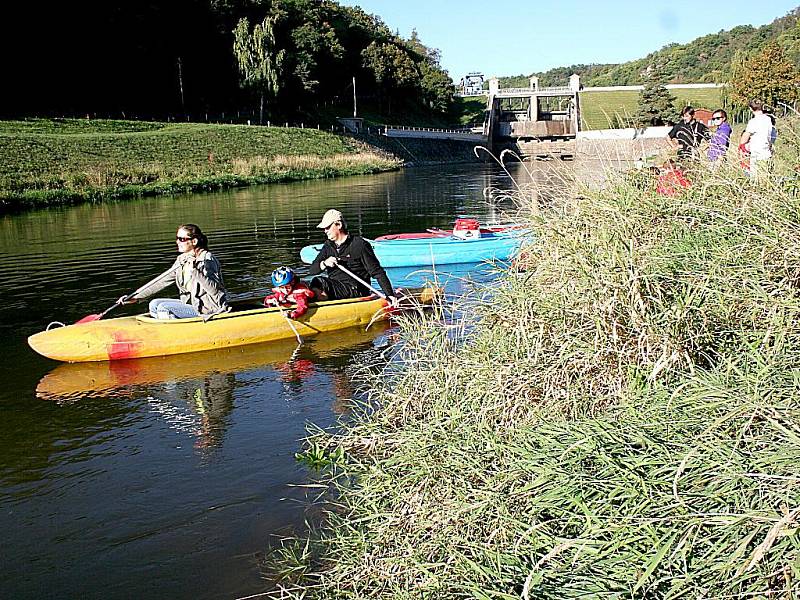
[380,75,581,158]
[378,76,722,160]
[484,75,580,158]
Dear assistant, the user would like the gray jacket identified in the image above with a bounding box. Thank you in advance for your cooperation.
[133,250,229,315]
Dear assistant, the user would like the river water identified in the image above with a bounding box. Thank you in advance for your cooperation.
[0,162,543,599]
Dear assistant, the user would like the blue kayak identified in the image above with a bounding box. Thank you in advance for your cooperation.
[299,231,525,267]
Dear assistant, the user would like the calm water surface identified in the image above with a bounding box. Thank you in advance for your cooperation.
[0,163,538,599]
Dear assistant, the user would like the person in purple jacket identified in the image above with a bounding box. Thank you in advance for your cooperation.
[707,109,732,165]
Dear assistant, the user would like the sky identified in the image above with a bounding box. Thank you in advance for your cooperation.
[338,0,799,80]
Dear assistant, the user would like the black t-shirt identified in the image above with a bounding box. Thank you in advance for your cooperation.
[668,120,710,157]
[308,235,394,297]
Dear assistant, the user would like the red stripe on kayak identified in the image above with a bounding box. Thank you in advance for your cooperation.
[107,333,143,360]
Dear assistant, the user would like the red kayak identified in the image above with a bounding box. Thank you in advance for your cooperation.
[375,219,520,241]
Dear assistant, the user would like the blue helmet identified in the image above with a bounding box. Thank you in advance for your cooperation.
[271,266,295,287]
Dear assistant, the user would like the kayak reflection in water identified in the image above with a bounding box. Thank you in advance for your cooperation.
[119,224,230,319]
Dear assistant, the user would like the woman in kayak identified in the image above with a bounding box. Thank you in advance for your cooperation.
[120,224,230,319]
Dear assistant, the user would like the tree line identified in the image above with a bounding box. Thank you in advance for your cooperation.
[0,0,455,121]
[497,8,800,126]
[499,8,800,89]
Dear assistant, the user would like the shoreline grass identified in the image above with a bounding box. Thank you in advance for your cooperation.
[0,119,401,212]
[265,123,800,597]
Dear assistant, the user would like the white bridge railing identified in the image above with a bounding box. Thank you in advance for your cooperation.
[496,86,573,96]
[383,125,480,134]
[382,125,487,141]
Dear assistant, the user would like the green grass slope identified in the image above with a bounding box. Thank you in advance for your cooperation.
[580,87,723,130]
[0,119,399,210]
[269,118,800,598]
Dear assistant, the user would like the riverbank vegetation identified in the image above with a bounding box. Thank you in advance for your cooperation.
[268,123,800,596]
[0,119,400,211]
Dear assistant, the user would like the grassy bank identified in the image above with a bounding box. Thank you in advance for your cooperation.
[0,119,401,211]
[268,125,800,596]
[581,87,723,130]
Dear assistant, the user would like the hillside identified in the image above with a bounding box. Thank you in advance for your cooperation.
[0,119,399,210]
[499,7,800,87]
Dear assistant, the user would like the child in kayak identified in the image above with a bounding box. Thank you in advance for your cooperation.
[263,267,316,319]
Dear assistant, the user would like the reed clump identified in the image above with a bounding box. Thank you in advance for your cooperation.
[269,125,800,597]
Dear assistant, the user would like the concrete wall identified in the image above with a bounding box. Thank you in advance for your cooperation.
[583,83,723,92]
[577,126,671,140]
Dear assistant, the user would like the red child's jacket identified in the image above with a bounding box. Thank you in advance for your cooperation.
[263,281,316,319]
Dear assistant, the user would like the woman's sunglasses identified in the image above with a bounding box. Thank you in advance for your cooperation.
[176,236,194,242]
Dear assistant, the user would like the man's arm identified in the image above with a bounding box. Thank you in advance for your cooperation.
[667,124,680,148]
[360,240,394,298]
[307,244,332,276]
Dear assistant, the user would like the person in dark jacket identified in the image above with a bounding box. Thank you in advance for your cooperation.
[668,106,710,160]
[308,209,397,305]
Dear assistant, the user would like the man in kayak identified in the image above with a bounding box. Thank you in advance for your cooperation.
[308,209,397,305]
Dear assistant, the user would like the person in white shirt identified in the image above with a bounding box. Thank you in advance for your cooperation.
[739,98,776,180]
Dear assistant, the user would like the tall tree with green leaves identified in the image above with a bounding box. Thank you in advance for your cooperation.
[362,41,419,115]
[726,41,800,114]
[233,15,285,124]
[635,67,678,126]
[405,29,454,113]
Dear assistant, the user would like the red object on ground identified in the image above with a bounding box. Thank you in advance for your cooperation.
[657,167,691,197]
[738,144,751,174]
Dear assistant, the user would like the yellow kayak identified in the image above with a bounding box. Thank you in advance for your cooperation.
[35,322,391,401]
[29,295,392,363]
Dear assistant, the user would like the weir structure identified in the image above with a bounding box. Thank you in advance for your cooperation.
[485,74,580,159]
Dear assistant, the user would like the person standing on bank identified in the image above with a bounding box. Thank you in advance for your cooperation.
[120,224,230,319]
[668,106,710,160]
[739,98,776,180]
[707,109,732,164]
[308,209,397,305]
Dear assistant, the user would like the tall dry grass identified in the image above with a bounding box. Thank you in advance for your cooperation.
[265,123,800,599]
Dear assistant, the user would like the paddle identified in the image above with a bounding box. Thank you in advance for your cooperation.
[75,263,181,324]
[334,263,387,300]
[278,306,303,345]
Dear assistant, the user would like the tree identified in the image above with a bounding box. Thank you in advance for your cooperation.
[404,30,454,113]
[726,42,800,113]
[233,15,286,124]
[419,61,454,113]
[362,42,419,115]
[290,21,344,93]
[635,67,678,126]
